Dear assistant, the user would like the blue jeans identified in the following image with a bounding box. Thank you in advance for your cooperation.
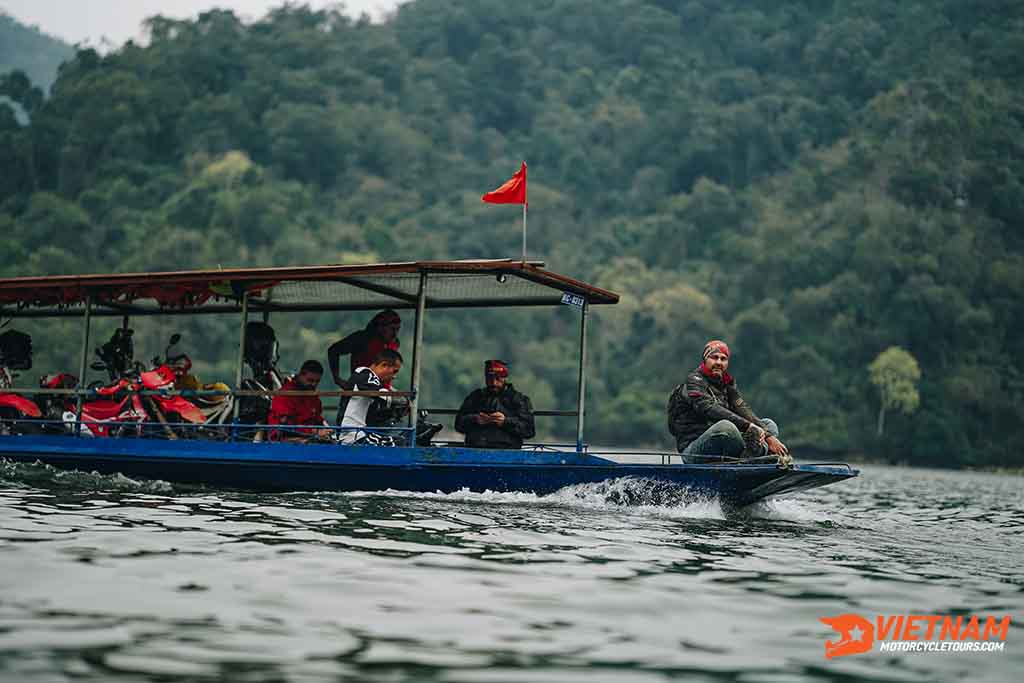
[682,418,779,463]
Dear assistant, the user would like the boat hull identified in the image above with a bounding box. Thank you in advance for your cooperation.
[0,435,857,507]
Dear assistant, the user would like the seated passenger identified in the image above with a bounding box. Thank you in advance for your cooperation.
[455,360,535,449]
[268,360,331,441]
[166,346,229,405]
[667,339,789,464]
[337,349,406,445]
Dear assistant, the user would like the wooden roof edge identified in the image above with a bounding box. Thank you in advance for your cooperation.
[0,259,619,305]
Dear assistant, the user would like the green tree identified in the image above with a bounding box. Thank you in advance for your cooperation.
[868,346,922,437]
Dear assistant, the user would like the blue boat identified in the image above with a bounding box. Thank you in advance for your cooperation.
[0,259,858,506]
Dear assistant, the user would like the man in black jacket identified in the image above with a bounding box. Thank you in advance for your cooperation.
[455,360,535,449]
[667,340,790,463]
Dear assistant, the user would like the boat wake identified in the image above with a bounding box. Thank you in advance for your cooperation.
[1,459,833,524]
[739,497,842,526]
[340,477,728,519]
[552,477,722,512]
[340,479,842,524]
[0,457,175,494]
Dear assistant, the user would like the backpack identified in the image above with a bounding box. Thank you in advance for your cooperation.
[244,322,279,376]
[0,329,33,370]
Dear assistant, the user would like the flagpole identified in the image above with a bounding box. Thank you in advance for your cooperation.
[521,202,527,263]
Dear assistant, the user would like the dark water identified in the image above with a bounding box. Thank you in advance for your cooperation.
[0,460,1021,682]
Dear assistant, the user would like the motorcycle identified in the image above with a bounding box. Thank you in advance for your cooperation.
[378,403,444,447]
[36,372,84,435]
[74,376,149,437]
[65,327,204,438]
[0,329,43,435]
[236,321,284,440]
[155,334,233,434]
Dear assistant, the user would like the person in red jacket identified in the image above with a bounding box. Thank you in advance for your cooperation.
[328,310,401,388]
[268,360,331,441]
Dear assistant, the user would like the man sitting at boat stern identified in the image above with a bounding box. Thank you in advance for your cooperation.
[337,349,407,446]
[268,360,332,441]
[455,360,535,449]
[667,340,791,465]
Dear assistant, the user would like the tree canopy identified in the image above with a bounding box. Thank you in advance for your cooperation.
[2,1,1022,468]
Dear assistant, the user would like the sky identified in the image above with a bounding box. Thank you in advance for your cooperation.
[1,0,403,47]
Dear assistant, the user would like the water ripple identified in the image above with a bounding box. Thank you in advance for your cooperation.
[0,459,1021,681]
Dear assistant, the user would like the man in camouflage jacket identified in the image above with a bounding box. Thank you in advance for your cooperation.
[667,340,789,463]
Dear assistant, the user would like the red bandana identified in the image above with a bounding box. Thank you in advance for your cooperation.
[484,359,509,378]
[702,340,730,361]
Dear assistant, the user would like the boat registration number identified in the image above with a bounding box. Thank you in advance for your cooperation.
[560,293,585,308]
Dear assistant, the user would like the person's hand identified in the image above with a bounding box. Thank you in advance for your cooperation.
[766,435,788,456]
[490,412,506,426]
[475,412,490,424]
[316,428,333,440]
[746,423,767,445]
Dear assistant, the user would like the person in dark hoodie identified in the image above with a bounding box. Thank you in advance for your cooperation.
[328,310,401,389]
[667,340,790,463]
[455,360,535,449]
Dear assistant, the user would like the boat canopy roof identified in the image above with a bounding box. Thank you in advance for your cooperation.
[0,259,619,318]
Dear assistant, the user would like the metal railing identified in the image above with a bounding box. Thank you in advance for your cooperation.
[1,385,583,450]
[0,414,415,444]
[0,385,417,444]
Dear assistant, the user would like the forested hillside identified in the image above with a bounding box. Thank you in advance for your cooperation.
[0,12,73,91]
[2,1,1022,467]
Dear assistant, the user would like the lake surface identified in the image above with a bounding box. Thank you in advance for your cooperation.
[0,460,1021,682]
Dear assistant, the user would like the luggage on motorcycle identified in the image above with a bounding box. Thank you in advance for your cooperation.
[244,322,278,375]
[0,330,32,370]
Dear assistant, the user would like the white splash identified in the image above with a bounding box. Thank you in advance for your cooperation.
[335,477,727,520]
[742,496,839,525]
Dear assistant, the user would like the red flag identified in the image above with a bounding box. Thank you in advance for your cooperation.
[482,162,527,205]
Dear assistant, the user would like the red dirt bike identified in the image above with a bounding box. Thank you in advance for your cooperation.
[58,328,205,438]
[36,371,150,439]
[73,374,149,437]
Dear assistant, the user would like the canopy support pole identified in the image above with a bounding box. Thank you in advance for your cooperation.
[232,291,249,428]
[408,272,428,442]
[521,203,527,263]
[74,296,93,436]
[575,301,588,453]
